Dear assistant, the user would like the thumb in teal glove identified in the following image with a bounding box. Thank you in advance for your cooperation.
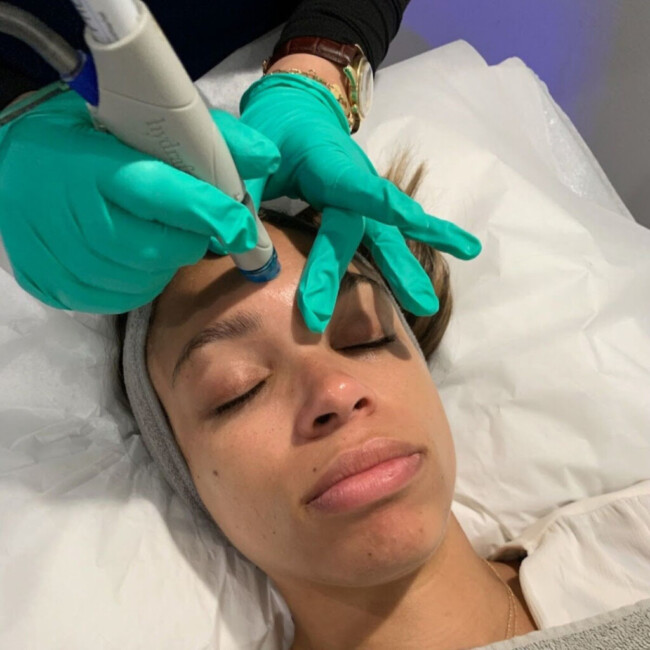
[0,87,280,313]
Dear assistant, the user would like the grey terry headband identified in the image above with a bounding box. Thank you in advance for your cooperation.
[122,251,425,527]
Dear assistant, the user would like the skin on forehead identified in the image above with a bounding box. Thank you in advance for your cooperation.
[147,222,393,378]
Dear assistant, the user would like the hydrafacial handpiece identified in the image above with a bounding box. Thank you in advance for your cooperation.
[67,0,280,281]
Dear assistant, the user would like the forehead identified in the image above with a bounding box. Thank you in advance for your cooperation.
[149,221,384,338]
[151,223,308,326]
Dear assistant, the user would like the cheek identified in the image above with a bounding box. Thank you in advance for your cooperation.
[177,416,293,554]
[383,354,437,418]
[425,387,456,494]
[385,359,456,487]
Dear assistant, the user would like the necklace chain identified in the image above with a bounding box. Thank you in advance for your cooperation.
[483,559,517,639]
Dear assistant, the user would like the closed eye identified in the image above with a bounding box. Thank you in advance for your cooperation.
[211,333,397,418]
[213,380,266,417]
[341,333,397,352]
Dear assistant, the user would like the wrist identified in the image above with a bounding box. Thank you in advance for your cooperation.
[266,53,347,94]
[240,74,351,135]
[0,82,68,129]
[262,38,373,134]
[6,91,35,108]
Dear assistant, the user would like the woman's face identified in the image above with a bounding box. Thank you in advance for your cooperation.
[147,222,456,589]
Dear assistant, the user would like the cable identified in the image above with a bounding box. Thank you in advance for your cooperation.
[0,2,80,77]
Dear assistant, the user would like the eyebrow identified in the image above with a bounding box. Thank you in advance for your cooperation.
[170,270,389,385]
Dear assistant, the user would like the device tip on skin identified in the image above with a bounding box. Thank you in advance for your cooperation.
[238,247,281,283]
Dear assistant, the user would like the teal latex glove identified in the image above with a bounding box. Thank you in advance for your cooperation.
[240,74,482,332]
[0,88,280,313]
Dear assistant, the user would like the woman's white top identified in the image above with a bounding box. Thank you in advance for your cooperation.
[489,480,650,629]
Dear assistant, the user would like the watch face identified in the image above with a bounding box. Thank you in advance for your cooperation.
[357,58,373,118]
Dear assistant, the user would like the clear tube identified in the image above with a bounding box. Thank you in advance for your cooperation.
[0,2,80,75]
[68,0,139,43]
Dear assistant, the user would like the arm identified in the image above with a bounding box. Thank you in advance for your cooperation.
[266,0,410,123]
[275,0,411,73]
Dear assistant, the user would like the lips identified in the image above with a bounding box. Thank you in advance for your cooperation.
[303,437,425,505]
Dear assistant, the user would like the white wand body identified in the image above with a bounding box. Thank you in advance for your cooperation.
[69,0,279,280]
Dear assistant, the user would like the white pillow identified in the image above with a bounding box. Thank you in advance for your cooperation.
[1,35,648,649]
[357,44,650,554]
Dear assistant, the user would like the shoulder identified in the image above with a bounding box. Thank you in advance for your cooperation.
[490,480,650,629]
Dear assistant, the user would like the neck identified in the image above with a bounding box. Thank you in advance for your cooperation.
[278,515,532,650]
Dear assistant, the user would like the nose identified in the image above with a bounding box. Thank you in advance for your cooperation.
[295,365,377,439]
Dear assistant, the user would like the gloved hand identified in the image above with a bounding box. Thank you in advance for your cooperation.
[0,88,280,313]
[296,210,446,332]
[239,73,482,332]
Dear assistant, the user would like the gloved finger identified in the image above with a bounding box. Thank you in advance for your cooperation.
[207,236,228,256]
[13,230,166,313]
[321,166,482,260]
[23,88,93,123]
[245,177,266,214]
[52,282,164,314]
[99,158,258,253]
[207,177,266,255]
[13,268,68,310]
[72,183,210,271]
[209,110,281,178]
[53,204,181,294]
[363,220,439,317]
[297,206,364,333]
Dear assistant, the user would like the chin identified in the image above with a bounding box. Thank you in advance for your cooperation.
[321,539,438,589]
[314,500,447,588]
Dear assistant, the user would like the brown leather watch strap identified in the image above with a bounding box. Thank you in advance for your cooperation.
[264,36,359,72]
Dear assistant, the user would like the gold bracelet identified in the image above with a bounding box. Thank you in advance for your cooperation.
[263,68,353,132]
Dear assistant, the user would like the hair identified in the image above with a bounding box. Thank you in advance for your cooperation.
[113,150,452,401]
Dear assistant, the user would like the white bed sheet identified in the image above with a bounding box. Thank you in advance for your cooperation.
[1,31,649,650]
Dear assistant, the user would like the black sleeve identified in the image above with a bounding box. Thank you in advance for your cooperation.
[276,0,411,72]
